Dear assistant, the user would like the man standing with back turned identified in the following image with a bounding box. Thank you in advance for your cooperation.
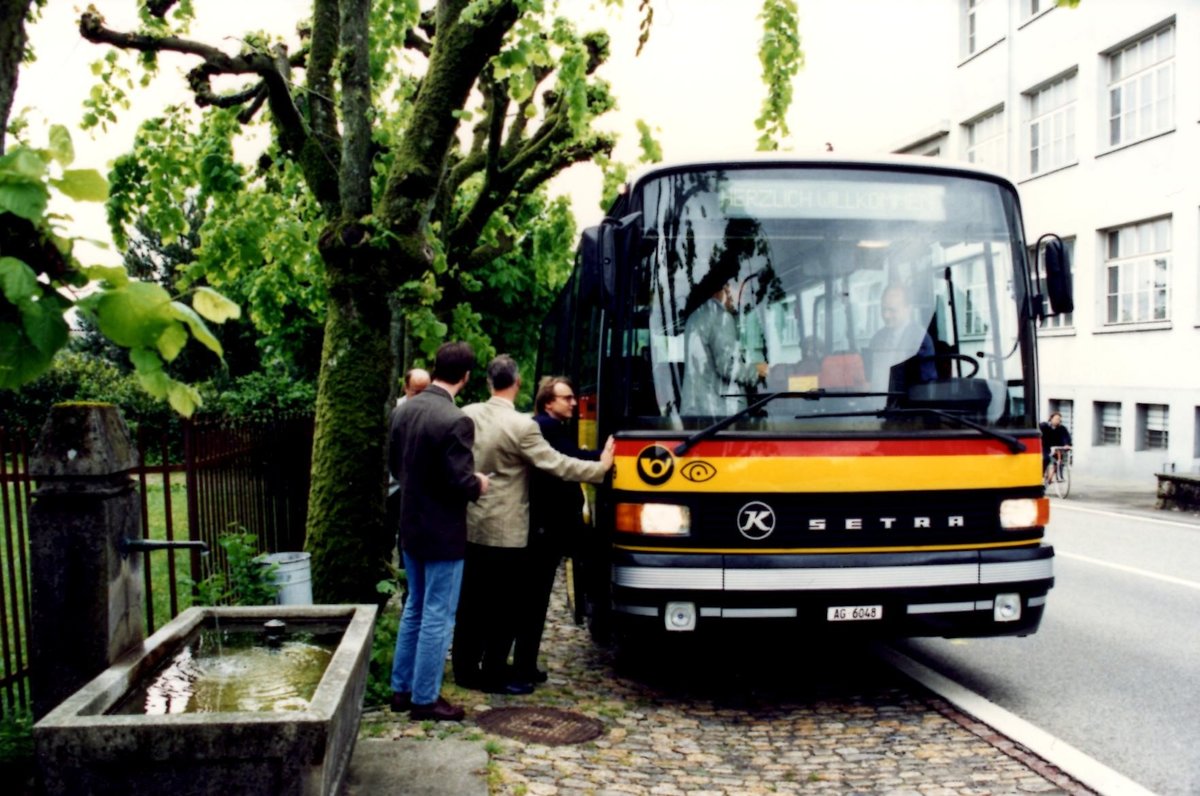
[453,355,614,694]
[389,342,489,721]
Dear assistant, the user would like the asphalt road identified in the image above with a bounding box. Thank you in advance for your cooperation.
[896,500,1200,796]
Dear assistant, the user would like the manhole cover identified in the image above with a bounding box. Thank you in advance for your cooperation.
[476,706,603,745]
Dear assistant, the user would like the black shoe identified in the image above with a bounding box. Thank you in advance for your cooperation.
[410,696,465,721]
[481,677,534,695]
[454,670,483,690]
[511,668,548,683]
[390,691,412,712]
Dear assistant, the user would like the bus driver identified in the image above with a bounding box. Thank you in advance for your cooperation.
[866,283,937,396]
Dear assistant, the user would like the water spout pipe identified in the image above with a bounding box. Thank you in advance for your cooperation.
[120,538,210,557]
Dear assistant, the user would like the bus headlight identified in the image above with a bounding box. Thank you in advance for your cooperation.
[999,498,1049,529]
[994,593,1022,622]
[615,503,690,536]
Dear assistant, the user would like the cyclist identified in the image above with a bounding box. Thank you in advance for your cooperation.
[1040,411,1072,483]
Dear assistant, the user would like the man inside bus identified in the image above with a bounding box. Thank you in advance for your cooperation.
[866,283,937,398]
[679,254,769,416]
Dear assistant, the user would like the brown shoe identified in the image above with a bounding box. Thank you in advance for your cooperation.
[410,696,465,722]
[390,692,411,712]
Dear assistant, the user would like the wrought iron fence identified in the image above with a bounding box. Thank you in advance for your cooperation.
[0,414,314,718]
[0,428,33,716]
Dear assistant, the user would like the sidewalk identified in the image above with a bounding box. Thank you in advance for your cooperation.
[344,473,1194,795]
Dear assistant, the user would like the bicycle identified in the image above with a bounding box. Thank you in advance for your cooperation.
[1044,445,1072,498]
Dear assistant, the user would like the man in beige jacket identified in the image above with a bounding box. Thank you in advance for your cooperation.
[452,354,614,694]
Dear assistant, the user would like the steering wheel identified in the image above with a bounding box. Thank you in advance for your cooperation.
[933,352,980,378]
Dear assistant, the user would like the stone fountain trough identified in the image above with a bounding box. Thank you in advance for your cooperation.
[34,603,376,796]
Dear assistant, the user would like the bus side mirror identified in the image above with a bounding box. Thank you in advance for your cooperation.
[599,212,642,305]
[1040,236,1074,315]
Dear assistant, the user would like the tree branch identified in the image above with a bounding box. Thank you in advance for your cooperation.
[379,0,520,260]
[146,0,178,19]
[337,0,372,219]
[307,0,341,157]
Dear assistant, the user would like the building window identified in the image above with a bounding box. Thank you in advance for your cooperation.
[1095,402,1122,446]
[1194,408,1200,459]
[1137,404,1168,450]
[1049,399,1073,433]
[963,0,1003,58]
[1033,237,1074,329]
[1024,73,1076,176]
[1106,25,1174,149]
[1104,218,1170,325]
[965,107,1006,170]
[1022,0,1042,19]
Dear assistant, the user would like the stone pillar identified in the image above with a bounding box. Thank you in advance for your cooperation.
[28,403,144,720]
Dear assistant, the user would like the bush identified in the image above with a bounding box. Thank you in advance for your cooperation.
[189,531,279,606]
[0,351,173,435]
[199,369,316,423]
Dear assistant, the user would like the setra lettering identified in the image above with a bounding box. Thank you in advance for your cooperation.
[797,515,967,530]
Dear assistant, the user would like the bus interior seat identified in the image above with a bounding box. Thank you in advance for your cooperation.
[819,352,866,389]
[907,378,992,414]
[767,363,820,393]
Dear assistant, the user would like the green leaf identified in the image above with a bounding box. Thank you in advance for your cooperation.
[156,320,189,362]
[82,264,130,287]
[166,380,202,417]
[51,169,109,202]
[20,299,69,356]
[130,347,170,399]
[0,320,54,389]
[48,125,75,166]
[0,147,48,181]
[192,286,241,323]
[0,182,48,221]
[0,256,38,303]
[94,281,175,348]
[169,301,224,357]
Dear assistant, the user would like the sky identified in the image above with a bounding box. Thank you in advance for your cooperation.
[15,0,953,259]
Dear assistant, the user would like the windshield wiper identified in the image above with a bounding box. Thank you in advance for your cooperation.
[778,406,1024,453]
[673,390,896,455]
[881,407,1026,453]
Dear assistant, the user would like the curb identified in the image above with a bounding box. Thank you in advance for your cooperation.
[876,644,1158,796]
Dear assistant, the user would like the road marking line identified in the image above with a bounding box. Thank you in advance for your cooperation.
[876,644,1158,796]
[1053,502,1200,529]
[1057,551,1200,592]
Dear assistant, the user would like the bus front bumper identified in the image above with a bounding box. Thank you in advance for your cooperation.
[608,546,1054,638]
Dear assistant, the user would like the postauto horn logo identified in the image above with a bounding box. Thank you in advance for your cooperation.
[635,445,675,486]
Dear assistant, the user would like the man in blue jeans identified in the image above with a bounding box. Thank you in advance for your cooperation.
[388,342,490,721]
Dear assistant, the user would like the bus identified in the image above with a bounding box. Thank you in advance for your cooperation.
[538,156,1073,643]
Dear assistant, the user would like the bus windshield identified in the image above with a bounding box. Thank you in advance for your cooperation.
[626,166,1033,432]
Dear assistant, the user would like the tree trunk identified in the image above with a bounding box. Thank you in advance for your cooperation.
[305,252,394,604]
[0,1,34,155]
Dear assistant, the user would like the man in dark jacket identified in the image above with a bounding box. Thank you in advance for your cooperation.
[1040,411,1072,480]
[512,376,599,683]
[388,342,489,721]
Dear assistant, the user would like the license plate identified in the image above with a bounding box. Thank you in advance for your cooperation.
[827,605,883,621]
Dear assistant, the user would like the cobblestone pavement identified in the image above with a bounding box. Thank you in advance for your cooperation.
[362,569,1093,796]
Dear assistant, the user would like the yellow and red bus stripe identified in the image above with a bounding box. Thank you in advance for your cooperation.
[613,437,1043,493]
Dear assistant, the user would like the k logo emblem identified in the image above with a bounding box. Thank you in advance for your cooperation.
[737,501,776,540]
[635,445,675,486]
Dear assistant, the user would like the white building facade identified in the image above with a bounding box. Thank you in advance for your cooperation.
[894,0,1200,480]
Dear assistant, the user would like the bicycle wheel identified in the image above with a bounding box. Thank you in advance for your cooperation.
[1051,462,1070,499]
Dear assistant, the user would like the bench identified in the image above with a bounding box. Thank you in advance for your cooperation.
[1155,472,1200,511]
